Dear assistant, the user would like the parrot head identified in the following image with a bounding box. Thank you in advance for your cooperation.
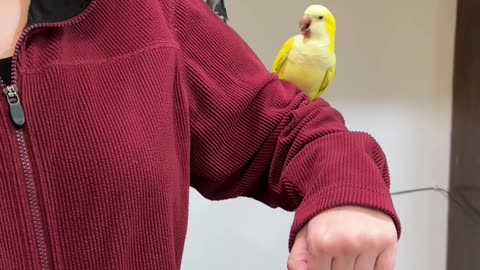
[299,4,336,41]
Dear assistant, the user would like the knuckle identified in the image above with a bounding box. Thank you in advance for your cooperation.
[286,258,298,270]
[382,233,398,247]
[309,232,360,256]
[307,224,398,257]
[361,233,380,247]
[336,235,361,254]
[361,231,397,250]
[309,232,334,254]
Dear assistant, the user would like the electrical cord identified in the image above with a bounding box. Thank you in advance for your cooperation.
[390,185,480,222]
[391,186,446,196]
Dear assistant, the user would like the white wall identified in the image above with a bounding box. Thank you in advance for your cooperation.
[182,0,457,269]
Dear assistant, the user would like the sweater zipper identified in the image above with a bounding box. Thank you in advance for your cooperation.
[0,2,96,270]
[2,85,25,128]
[0,36,49,270]
[0,26,49,269]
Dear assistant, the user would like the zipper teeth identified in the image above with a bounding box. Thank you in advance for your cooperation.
[2,1,98,269]
[16,130,50,270]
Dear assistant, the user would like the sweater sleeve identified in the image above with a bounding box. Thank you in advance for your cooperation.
[172,0,401,249]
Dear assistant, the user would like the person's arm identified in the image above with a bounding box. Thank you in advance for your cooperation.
[172,0,401,249]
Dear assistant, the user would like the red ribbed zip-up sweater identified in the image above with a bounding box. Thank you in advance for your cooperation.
[0,0,401,269]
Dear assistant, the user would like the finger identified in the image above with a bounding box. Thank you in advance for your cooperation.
[288,232,309,270]
[331,256,356,270]
[305,231,332,270]
[288,259,308,270]
[353,253,377,270]
[307,252,332,270]
[374,246,396,270]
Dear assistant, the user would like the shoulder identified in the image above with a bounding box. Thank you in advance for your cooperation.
[86,0,180,44]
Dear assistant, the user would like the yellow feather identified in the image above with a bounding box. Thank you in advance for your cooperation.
[272,36,295,76]
[313,54,336,99]
[272,37,336,100]
[272,4,337,101]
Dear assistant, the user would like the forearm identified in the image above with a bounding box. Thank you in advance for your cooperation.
[173,0,400,249]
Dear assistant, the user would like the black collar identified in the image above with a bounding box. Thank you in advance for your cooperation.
[28,0,92,25]
[27,0,229,26]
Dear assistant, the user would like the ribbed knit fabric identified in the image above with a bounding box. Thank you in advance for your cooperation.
[0,0,400,269]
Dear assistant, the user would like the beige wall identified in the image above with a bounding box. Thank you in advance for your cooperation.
[183,0,457,269]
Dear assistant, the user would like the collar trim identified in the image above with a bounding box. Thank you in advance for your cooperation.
[28,0,93,25]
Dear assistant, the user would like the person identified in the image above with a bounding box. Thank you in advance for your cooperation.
[0,0,401,269]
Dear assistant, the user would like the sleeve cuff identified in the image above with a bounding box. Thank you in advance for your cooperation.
[288,185,402,251]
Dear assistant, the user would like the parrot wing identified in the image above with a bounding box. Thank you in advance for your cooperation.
[272,37,295,75]
[312,54,336,100]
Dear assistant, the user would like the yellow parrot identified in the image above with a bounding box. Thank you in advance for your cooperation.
[272,4,337,100]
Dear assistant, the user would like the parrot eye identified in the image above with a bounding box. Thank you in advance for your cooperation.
[318,16,324,20]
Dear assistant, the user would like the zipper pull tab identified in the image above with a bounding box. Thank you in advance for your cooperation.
[3,85,26,129]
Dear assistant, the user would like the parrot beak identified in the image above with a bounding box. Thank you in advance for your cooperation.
[299,16,312,36]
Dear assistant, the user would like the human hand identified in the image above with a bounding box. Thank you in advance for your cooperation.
[287,206,398,270]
